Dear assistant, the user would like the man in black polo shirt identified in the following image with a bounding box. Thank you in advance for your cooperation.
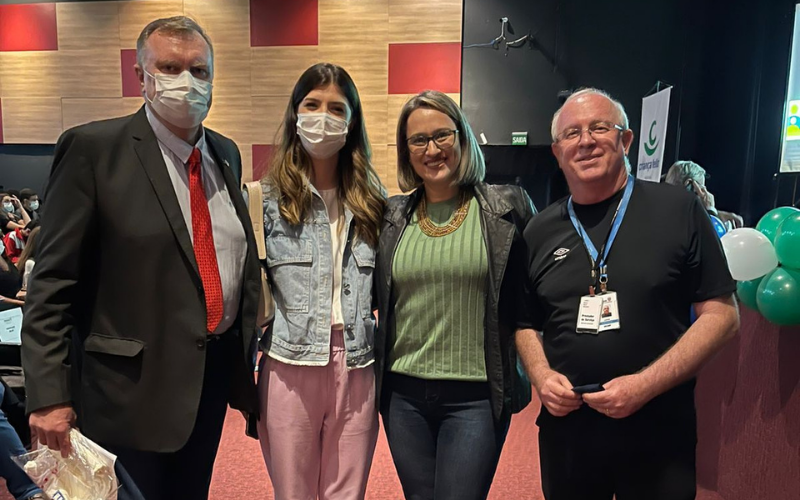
[516,88,739,500]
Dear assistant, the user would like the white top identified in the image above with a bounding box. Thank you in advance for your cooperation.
[318,188,346,329]
[146,106,247,334]
[22,259,35,291]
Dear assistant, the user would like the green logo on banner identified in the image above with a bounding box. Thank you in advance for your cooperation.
[644,120,658,156]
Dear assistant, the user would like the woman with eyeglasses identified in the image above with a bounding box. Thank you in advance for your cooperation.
[374,90,536,499]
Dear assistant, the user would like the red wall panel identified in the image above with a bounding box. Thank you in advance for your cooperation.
[388,43,461,95]
[121,49,141,98]
[0,3,58,52]
[252,144,275,181]
[695,307,800,499]
[250,0,318,47]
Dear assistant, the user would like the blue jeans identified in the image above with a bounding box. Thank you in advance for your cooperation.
[0,384,41,500]
[380,373,510,500]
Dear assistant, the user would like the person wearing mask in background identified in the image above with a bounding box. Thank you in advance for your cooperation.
[516,88,739,500]
[16,226,41,299]
[0,237,23,310]
[664,160,744,229]
[0,194,30,235]
[257,63,385,499]
[18,190,40,223]
[374,90,535,500]
[21,16,261,500]
[3,220,39,265]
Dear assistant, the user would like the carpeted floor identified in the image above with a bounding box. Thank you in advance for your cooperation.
[0,399,725,499]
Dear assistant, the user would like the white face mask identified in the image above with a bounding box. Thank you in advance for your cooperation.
[2,203,13,213]
[297,113,349,160]
[29,201,39,211]
[145,70,213,129]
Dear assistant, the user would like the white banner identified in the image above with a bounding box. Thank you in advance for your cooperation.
[636,87,671,182]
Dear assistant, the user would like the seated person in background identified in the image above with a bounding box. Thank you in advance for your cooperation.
[0,195,30,235]
[0,382,46,500]
[0,238,24,309]
[18,190,40,223]
[665,161,744,229]
[16,227,40,296]
[4,221,39,265]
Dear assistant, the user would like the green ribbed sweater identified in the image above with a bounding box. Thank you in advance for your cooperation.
[388,195,488,381]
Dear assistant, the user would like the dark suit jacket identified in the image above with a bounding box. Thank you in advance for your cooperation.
[21,107,261,453]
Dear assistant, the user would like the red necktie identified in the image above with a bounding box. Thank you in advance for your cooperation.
[188,148,224,332]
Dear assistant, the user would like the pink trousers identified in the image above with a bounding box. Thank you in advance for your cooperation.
[257,330,379,500]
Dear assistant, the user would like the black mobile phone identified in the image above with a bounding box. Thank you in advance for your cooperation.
[572,383,605,394]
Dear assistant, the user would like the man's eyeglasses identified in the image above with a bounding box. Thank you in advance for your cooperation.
[407,129,459,154]
[556,122,624,143]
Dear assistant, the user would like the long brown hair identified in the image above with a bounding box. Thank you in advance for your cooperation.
[264,63,385,247]
[16,226,40,273]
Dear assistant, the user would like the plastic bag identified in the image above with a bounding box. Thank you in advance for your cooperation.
[12,429,119,500]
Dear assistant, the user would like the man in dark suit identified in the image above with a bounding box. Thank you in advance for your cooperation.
[21,16,260,500]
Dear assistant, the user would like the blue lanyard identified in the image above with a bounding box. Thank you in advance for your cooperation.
[566,175,634,287]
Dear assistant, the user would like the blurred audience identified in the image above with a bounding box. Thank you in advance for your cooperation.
[16,226,40,298]
[0,194,30,235]
[4,221,39,265]
[0,238,23,310]
[18,190,40,223]
[665,161,744,228]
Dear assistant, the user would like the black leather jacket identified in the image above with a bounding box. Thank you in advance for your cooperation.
[374,182,536,420]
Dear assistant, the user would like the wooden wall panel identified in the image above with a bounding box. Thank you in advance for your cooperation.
[239,143,253,183]
[122,97,145,116]
[184,0,250,48]
[388,0,462,43]
[318,0,388,46]
[118,0,185,48]
[361,94,388,149]
[57,2,120,51]
[204,96,254,147]
[0,0,462,154]
[0,52,61,98]
[209,45,252,98]
[60,48,122,98]
[318,44,388,95]
[1,98,62,144]
[252,96,289,145]
[251,47,320,97]
[384,145,402,195]
[62,98,128,130]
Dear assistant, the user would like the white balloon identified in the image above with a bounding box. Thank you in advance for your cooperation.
[720,228,779,281]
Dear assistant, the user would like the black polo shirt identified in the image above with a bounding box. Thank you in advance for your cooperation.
[519,179,735,425]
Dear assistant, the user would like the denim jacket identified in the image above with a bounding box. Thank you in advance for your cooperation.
[260,183,377,368]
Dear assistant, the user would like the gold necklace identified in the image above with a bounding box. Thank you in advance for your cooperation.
[417,191,470,237]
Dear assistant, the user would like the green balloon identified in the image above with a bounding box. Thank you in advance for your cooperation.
[774,213,800,269]
[756,267,800,325]
[756,206,800,244]
[736,277,763,310]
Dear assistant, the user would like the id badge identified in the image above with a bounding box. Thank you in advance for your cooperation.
[598,291,621,332]
[576,295,603,334]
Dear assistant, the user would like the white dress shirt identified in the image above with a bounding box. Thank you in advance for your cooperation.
[146,106,247,334]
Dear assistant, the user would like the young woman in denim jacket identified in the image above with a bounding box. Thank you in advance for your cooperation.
[256,63,386,499]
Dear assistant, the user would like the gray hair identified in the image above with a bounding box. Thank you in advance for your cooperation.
[665,160,707,186]
[136,16,214,68]
[550,87,630,142]
[396,90,485,192]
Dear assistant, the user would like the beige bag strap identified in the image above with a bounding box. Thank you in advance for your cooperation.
[244,181,266,260]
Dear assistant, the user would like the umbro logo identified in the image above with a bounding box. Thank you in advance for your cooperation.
[553,248,570,261]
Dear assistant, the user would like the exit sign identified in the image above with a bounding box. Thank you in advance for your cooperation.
[512,131,528,146]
